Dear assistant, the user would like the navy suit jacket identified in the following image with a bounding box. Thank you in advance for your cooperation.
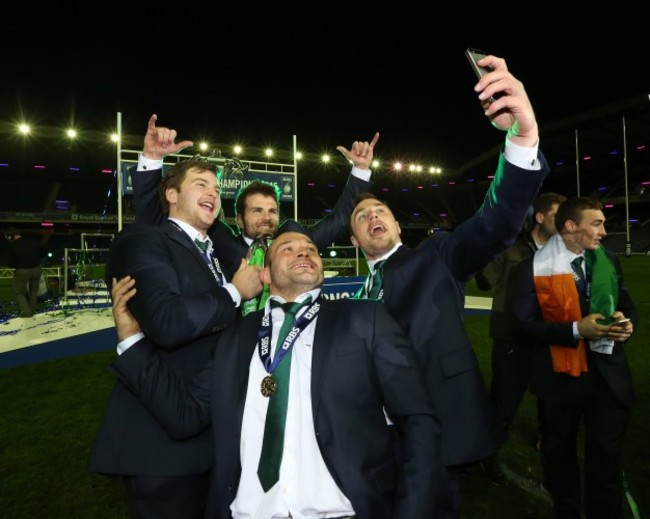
[131,166,372,267]
[88,220,241,476]
[509,248,638,407]
[379,152,549,467]
[111,298,440,519]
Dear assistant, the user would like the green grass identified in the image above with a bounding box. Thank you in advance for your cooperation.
[1,256,648,518]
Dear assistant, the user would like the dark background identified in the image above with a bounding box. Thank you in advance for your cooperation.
[1,16,649,254]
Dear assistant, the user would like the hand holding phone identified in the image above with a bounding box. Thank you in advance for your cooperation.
[611,318,631,326]
[465,48,503,101]
[465,48,491,79]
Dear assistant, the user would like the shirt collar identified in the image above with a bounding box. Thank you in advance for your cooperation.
[266,288,321,315]
[168,218,213,249]
[367,242,401,271]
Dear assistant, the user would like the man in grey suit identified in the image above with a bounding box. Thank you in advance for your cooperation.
[109,231,440,519]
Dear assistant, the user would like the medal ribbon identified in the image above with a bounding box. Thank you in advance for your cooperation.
[257,296,321,375]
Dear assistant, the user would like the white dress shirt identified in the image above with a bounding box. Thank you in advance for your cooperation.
[231,288,355,519]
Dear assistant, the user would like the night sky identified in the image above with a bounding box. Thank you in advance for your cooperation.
[2,19,647,170]
[1,17,648,239]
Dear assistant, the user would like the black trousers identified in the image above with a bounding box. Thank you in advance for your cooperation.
[490,339,544,444]
[123,470,211,519]
[435,465,461,519]
[540,375,629,519]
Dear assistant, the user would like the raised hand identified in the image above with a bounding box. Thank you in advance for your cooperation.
[142,114,194,160]
[473,55,538,148]
[336,132,380,170]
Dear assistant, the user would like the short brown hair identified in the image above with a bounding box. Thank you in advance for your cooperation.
[234,180,281,219]
[158,159,220,214]
[533,192,567,215]
[348,192,393,234]
[555,196,603,233]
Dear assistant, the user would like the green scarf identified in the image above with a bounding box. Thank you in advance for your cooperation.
[585,246,618,324]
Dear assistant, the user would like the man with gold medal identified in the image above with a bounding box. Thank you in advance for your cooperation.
[109,230,440,519]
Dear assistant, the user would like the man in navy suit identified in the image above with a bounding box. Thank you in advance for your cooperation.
[131,114,378,313]
[347,53,550,517]
[510,197,637,518]
[90,116,382,517]
[88,124,264,518]
[131,114,378,262]
[109,231,440,519]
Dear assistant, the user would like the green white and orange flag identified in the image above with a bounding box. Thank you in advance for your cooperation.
[533,234,588,377]
[533,234,619,377]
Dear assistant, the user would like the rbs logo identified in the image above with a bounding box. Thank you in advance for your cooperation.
[321,292,353,300]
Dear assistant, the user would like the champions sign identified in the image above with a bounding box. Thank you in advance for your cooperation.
[121,163,295,202]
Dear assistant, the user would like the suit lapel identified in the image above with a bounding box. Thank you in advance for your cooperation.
[162,221,203,258]
[381,244,408,297]
[162,220,225,283]
[310,301,337,417]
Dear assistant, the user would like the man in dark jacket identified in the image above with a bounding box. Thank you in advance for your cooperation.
[510,196,637,518]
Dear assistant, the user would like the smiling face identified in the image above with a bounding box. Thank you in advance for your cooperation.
[349,196,401,260]
[237,193,279,239]
[166,167,221,234]
[261,232,324,301]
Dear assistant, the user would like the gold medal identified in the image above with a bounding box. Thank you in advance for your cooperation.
[261,375,277,397]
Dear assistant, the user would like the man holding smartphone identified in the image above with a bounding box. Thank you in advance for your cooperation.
[347,52,550,518]
[510,196,637,518]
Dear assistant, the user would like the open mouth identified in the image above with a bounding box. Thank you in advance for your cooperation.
[369,223,386,236]
[199,201,215,213]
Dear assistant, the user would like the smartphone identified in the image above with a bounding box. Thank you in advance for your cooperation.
[611,317,631,325]
[465,48,492,79]
[465,48,502,101]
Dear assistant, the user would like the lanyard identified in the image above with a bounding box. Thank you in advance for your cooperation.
[257,297,322,374]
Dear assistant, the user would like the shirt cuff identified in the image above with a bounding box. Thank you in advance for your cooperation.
[224,283,241,307]
[137,153,164,172]
[572,322,580,339]
[117,332,145,355]
[504,137,541,171]
[351,166,371,182]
